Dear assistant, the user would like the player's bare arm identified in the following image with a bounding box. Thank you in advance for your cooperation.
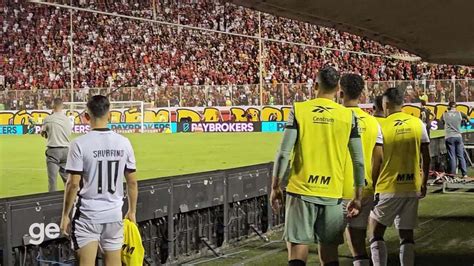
[420,143,431,198]
[371,145,383,190]
[60,173,82,236]
[41,123,47,138]
[125,170,138,223]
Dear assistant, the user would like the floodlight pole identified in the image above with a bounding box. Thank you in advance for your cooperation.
[258,11,263,106]
[152,0,156,20]
[69,0,74,104]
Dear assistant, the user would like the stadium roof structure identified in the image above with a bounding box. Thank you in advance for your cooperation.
[229,0,474,66]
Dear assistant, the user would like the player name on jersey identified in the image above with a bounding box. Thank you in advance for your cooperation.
[93,149,125,158]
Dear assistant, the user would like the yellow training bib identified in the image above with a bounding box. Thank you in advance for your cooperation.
[375,116,386,125]
[287,98,354,198]
[343,108,380,199]
[376,112,423,194]
[122,219,145,265]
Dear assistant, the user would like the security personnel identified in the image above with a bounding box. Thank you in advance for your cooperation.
[271,66,365,266]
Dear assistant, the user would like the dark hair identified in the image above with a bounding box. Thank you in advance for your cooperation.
[52,98,63,108]
[340,73,364,100]
[317,66,340,91]
[448,101,456,109]
[86,95,110,118]
[374,95,384,111]
[383,87,404,106]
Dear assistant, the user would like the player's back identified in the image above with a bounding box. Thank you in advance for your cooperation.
[67,129,135,223]
[377,112,423,194]
[287,98,354,198]
[343,108,381,199]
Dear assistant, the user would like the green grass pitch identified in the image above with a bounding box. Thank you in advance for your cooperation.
[0,132,282,198]
[0,129,458,198]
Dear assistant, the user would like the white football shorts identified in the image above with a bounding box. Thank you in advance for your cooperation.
[71,218,123,251]
[370,195,419,230]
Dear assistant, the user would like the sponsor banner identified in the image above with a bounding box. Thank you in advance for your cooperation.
[23,123,177,135]
[2,102,474,125]
[108,123,177,133]
[178,122,261,133]
[261,122,287,132]
[0,125,24,135]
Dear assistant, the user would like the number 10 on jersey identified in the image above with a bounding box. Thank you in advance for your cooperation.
[97,160,120,194]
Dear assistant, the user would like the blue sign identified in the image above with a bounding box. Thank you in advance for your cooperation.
[261,122,286,132]
[0,125,24,135]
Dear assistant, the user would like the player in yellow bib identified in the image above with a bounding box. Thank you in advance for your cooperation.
[369,88,431,266]
[373,95,385,124]
[340,74,383,266]
[271,67,365,266]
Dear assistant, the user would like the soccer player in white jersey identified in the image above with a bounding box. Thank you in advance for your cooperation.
[60,95,138,265]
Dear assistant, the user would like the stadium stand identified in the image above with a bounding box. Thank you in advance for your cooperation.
[0,0,472,110]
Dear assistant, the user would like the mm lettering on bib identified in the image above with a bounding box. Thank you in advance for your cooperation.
[396,173,415,183]
[307,175,332,185]
[122,244,136,255]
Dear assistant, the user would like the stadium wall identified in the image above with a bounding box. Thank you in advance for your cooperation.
[2,102,474,135]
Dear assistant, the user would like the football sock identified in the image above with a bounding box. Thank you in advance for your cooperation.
[370,240,387,266]
[353,259,370,266]
[288,259,306,266]
[400,243,415,266]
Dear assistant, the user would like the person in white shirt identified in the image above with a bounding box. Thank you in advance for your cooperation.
[60,95,138,265]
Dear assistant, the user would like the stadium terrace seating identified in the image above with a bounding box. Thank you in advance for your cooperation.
[0,0,472,109]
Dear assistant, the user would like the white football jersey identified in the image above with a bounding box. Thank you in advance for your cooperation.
[66,129,136,223]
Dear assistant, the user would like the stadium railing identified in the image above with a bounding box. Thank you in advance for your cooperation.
[1,79,472,109]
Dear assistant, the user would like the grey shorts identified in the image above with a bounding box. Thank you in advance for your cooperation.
[71,218,123,251]
[370,196,419,230]
[283,194,345,245]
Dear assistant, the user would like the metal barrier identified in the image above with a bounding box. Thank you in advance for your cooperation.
[0,163,282,266]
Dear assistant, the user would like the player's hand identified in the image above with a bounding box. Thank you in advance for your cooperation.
[125,211,136,223]
[60,216,71,237]
[270,186,283,213]
[41,131,47,138]
[346,199,362,218]
[419,184,427,199]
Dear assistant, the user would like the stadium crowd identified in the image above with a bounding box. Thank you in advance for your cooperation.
[0,0,472,109]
